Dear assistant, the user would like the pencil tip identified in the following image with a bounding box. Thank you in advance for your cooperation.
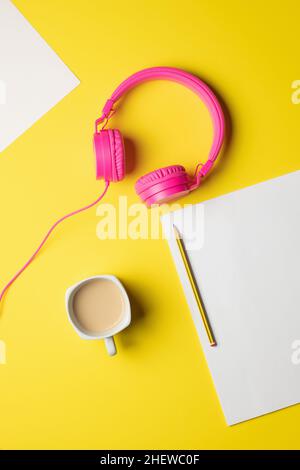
[173,224,181,238]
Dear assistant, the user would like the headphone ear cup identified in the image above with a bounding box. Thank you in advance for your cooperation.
[94,129,125,182]
[135,165,190,206]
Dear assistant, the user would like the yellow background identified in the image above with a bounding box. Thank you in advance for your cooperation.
[0,0,299,449]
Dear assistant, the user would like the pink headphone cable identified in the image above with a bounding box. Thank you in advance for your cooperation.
[0,181,110,303]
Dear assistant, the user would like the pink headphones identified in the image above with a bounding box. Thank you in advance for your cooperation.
[94,66,225,206]
[0,67,225,302]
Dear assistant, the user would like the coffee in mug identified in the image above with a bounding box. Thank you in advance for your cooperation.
[66,275,131,356]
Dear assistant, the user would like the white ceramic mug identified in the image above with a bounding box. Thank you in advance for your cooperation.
[65,275,131,356]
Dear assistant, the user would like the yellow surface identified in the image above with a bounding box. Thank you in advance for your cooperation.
[0,0,299,450]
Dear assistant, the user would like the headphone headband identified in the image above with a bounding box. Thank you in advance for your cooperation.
[95,66,225,179]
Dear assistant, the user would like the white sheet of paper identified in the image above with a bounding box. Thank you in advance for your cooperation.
[0,0,79,152]
[161,170,300,425]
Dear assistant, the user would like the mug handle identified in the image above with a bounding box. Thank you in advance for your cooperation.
[104,336,117,356]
